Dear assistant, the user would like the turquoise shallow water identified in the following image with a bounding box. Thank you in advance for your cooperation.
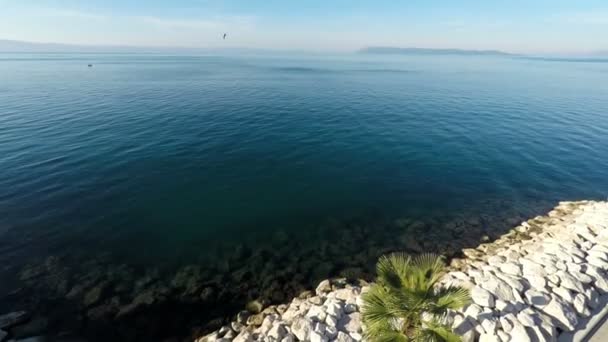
[1,52,608,339]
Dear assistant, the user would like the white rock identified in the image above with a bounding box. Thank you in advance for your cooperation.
[306,305,327,322]
[584,287,600,309]
[557,271,585,293]
[493,273,525,293]
[316,280,332,295]
[517,311,536,327]
[326,314,338,328]
[588,255,608,270]
[480,317,497,335]
[547,274,560,287]
[552,286,574,303]
[499,314,515,332]
[509,321,532,342]
[334,331,355,342]
[500,263,523,276]
[344,303,357,314]
[453,319,477,342]
[280,335,295,342]
[334,289,357,304]
[488,256,506,266]
[497,330,510,342]
[325,325,338,339]
[291,317,313,341]
[268,323,288,340]
[524,289,551,309]
[519,258,546,277]
[327,301,344,317]
[350,332,363,341]
[233,331,253,342]
[338,313,361,333]
[309,330,328,342]
[573,293,591,317]
[472,286,495,308]
[495,300,516,313]
[527,275,547,290]
[540,296,578,331]
[479,333,501,342]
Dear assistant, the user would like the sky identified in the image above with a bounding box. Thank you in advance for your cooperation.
[0,0,607,54]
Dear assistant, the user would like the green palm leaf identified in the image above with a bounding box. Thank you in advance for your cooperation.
[362,253,469,342]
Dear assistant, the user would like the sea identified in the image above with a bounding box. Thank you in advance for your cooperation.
[1,52,607,340]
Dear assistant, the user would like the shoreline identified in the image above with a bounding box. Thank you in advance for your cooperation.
[198,200,608,341]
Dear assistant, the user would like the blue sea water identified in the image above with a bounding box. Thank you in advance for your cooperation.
[1,52,608,338]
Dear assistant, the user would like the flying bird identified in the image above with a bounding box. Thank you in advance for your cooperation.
[223,33,227,40]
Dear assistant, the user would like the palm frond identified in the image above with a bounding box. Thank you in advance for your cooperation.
[377,253,412,290]
[431,287,471,312]
[410,253,446,289]
[420,320,462,342]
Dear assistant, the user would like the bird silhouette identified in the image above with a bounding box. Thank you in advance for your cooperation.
[223,33,227,40]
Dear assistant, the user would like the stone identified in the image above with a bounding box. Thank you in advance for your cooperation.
[233,331,253,342]
[291,317,313,341]
[338,312,362,333]
[524,289,551,309]
[334,289,357,304]
[499,314,515,332]
[316,280,332,295]
[480,317,497,335]
[471,286,495,308]
[521,258,547,277]
[246,313,264,326]
[527,275,546,290]
[479,333,501,342]
[495,300,516,313]
[552,286,574,303]
[540,296,578,331]
[325,325,338,339]
[557,271,585,293]
[481,276,516,301]
[499,263,522,276]
[268,323,287,340]
[308,296,324,305]
[509,321,532,342]
[306,305,327,322]
[453,319,477,342]
[464,304,482,318]
[573,293,591,317]
[497,330,510,342]
[344,303,357,314]
[516,311,536,327]
[0,311,28,329]
[326,302,343,318]
[487,256,506,266]
[584,287,600,309]
[309,330,328,342]
[281,335,296,342]
[335,331,355,342]
[587,256,608,269]
[326,314,338,328]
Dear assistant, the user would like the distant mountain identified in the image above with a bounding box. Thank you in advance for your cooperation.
[360,47,514,56]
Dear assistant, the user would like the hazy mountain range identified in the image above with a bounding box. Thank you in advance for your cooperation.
[359,46,515,56]
[0,40,606,57]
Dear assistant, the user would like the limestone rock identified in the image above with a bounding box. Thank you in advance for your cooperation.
[291,317,313,341]
[540,296,578,331]
[316,280,332,295]
[338,312,362,333]
[335,331,355,342]
[471,286,495,308]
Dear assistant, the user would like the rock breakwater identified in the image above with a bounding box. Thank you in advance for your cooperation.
[199,200,608,342]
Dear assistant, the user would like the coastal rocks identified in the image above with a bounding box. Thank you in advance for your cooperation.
[198,201,608,342]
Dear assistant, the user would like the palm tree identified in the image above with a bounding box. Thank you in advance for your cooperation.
[361,253,470,342]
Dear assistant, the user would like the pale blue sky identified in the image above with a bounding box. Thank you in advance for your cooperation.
[1,0,607,53]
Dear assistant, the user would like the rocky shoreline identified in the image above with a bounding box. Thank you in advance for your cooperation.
[197,200,608,342]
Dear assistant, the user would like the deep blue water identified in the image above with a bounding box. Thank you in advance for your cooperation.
[1,52,608,338]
